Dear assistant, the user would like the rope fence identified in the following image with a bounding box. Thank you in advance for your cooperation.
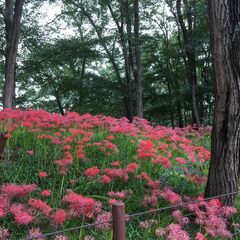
[21,191,240,240]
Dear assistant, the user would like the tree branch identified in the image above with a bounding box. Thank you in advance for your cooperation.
[39,10,79,28]
[176,0,188,43]
[75,1,123,86]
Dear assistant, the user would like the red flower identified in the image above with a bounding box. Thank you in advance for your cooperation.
[1,184,36,198]
[125,163,139,173]
[106,135,115,140]
[14,211,34,225]
[100,175,111,184]
[38,171,48,178]
[152,156,171,168]
[111,161,120,167]
[4,133,11,138]
[195,233,207,240]
[10,204,34,225]
[53,209,67,225]
[109,199,118,205]
[160,188,182,204]
[0,208,5,217]
[176,157,186,165]
[85,166,100,178]
[41,190,52,197]
[94,212,111,230]
[29,198,52,216]
[63,145,72,151]
[62,192,101,219]
[26,150,34,155]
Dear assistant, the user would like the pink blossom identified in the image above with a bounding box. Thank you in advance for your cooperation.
[195,233,207,240]
[52,209,67,225]
[94,212,111,230]
[85,166,100,178]
[28,228,45,240]
[38,171,48,178]
[29,198,52,216]
[41,190,52,197]
[100,175,111,184]
[1,184,36,198]
[172,210,189,226]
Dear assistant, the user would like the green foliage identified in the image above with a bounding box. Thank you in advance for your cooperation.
[0,0,213,126]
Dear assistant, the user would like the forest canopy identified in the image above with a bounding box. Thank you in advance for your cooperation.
[0,0,212,127]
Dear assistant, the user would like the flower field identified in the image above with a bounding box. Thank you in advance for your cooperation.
[0,109,238,239]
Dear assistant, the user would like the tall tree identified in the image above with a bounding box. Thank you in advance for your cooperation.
[176,0,201,127]
[205,0,240,205]
[133,0,143,118]
[3,0,25,109]
[64,0,134,121]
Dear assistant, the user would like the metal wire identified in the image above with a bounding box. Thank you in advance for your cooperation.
[22,220,113,240]
[232,231,240,239]
[128,191,238,219]
[21,191,238,240]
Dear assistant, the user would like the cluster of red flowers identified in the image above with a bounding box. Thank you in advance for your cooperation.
[85,166,100,178]
[107,190,132,200]
[62,191,102,219]
[138,140,156,158]
[94,140,119,156]
[0,109,233,239]
[55,151,74,174]
[1,183,37,198]
[186,197,236,238]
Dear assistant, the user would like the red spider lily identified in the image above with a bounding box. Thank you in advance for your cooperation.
[38,171,48,178]
[1,184,37,198]
[41,190,52,197]
[85,166,100,178]
[62,192,101,219]
[29,198,52,217]
[52,209,67,225]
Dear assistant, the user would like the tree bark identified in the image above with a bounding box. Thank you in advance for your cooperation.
[133,0,143,118]
[3,0,25,109]
[166,78,175,128]
[205,0,240,205]
[177,101,184,128]
[123,0,134,121]
[56,93,65,116]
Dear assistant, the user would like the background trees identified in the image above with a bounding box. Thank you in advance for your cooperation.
[0,0,213,126]
[3,0,25,109]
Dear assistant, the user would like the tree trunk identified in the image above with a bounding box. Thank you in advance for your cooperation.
[187,52,200,127]
[166,78,175,128]
[123,96,132,122]
[205,0,240,206]
[123,0,133,122]
[177,102,184,128]
[56,93,65,116]
[80,1,133,121]
[3,0,25,109]
[176,0,201,127]
[133,0,143,118]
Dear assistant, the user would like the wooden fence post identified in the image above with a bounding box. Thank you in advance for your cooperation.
[112,202,126,240]
[0,133,8,159]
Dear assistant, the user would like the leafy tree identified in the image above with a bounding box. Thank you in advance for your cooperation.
[61,0,145,121]
[0,0,213,128]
